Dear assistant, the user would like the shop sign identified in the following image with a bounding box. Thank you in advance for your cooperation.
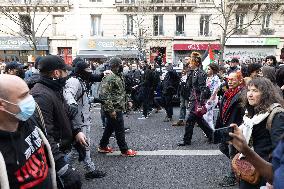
[79,38,138,51]
[225,38,280,46]
[0,37,48,50]
[173,44,221,51]
[224,47,275,62]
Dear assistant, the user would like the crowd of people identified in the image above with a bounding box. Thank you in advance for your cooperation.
[0,53,284,189]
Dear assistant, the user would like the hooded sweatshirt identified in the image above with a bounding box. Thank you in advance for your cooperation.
[0,121,51,189]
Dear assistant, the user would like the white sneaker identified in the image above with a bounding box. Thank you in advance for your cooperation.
[138,116,148,120]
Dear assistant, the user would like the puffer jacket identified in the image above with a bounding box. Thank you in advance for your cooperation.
[64,77,92,128]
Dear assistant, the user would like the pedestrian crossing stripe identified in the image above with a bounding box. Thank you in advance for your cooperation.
[106,150,223,156]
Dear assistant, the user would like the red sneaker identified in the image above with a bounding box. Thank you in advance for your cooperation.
[98,146,113,153]
[121,149,137,157]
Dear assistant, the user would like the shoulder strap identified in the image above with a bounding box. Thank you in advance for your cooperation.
[35,103,47,135]
[0,151,10,189]
[36,127,57,189]
[266,104,284,132]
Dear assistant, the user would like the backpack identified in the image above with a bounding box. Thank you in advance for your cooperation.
[266,103,284,131]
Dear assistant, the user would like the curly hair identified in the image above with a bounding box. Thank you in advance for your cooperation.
[243,77,284,116]
[190,52,202,67]
[265,55,277,66]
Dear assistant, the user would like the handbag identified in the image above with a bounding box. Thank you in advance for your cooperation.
[232,153,261,185]
[193,90,207,117]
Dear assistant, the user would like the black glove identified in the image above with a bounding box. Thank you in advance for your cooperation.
[73,142,86,162]
[57,164,82,189]
[68,103,78,119]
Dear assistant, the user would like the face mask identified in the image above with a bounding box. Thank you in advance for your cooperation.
[2,95,36,121]
[53,77,67,88]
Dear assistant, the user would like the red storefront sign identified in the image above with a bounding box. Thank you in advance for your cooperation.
[173,44,221,51]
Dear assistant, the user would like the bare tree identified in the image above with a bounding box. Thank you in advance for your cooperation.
[211,0,282,64]
[0,0,69,58]
[122,1,159,61]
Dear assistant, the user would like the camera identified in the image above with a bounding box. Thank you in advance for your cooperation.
[213,126,234,144]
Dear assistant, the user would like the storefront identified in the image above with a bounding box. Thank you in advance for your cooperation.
[224,37,280,63]
[0,37,48,63]
[150,47,166,64]
[173,43,221,64]
[77,38,139,63]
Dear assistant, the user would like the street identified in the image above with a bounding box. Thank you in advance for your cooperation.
[74,106,238,189]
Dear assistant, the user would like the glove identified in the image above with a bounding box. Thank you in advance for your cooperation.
[57,164,82,189]
[74,142,86,162]
[68,103,78,119]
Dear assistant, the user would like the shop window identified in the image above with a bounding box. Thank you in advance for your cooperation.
[176,15,185,36]
[58,47,72,65]
[153,15,163,36]
[200,15,210,36]
[19,15,31,35]
[91,15,102,36]
[126,15,134,35]
[53,15,66,36]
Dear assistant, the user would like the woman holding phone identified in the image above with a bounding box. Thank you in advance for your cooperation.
[229,77,284,189]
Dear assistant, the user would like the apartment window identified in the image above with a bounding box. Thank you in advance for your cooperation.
[53,15,66,36]
[236,13,245,29]
[262,14,271,29]
[176,15,185,35]
[200,15,210,36]
[125,0,135,3]
[127,15,134,35]
[19,15,31,35]
[91,15,101,36]
[200,0,211,2]
[90,0,102,2]
[153,15,163,36]
[151,0,163,3]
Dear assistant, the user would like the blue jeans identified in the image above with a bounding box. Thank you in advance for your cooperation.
[179,96,188,120]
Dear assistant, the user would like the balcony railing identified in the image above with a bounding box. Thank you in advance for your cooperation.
[175,31,185,36]
[1,0,70,4]
[198,31,212,37]
[115,0,196,3]
[260,28,275,35]
[234,28,248,35]
[0,0,71,12]
[228,0,283,4]
[115,0,197,11]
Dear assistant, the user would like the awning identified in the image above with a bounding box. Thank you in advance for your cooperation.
[77,50,139,59]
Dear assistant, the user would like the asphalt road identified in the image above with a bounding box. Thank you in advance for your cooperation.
[73,106,238,189]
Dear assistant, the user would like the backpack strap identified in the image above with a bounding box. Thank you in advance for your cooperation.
[36,127,57,189]
[0,151,10,189]
[35,103,47,136]
[266,103,284,132]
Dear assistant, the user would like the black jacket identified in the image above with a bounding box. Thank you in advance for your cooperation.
[185,68,208,102]
[161,70,180,96]
[0,120,52,188]
[31,78,75,171]
[252,112,284,161]
[215,89,245,129]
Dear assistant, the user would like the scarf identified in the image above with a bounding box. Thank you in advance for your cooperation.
[239,111,270,158]
[39,76,65,91]
[221,85,243,123]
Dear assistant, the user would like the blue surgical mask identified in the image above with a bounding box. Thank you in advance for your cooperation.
[2,95,36,121]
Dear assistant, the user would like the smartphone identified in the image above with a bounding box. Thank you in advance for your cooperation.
[213,126,234,144]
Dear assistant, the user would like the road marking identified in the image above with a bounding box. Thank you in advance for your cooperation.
[106,150,223,156]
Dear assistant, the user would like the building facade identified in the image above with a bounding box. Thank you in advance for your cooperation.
[0,0,283,64]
